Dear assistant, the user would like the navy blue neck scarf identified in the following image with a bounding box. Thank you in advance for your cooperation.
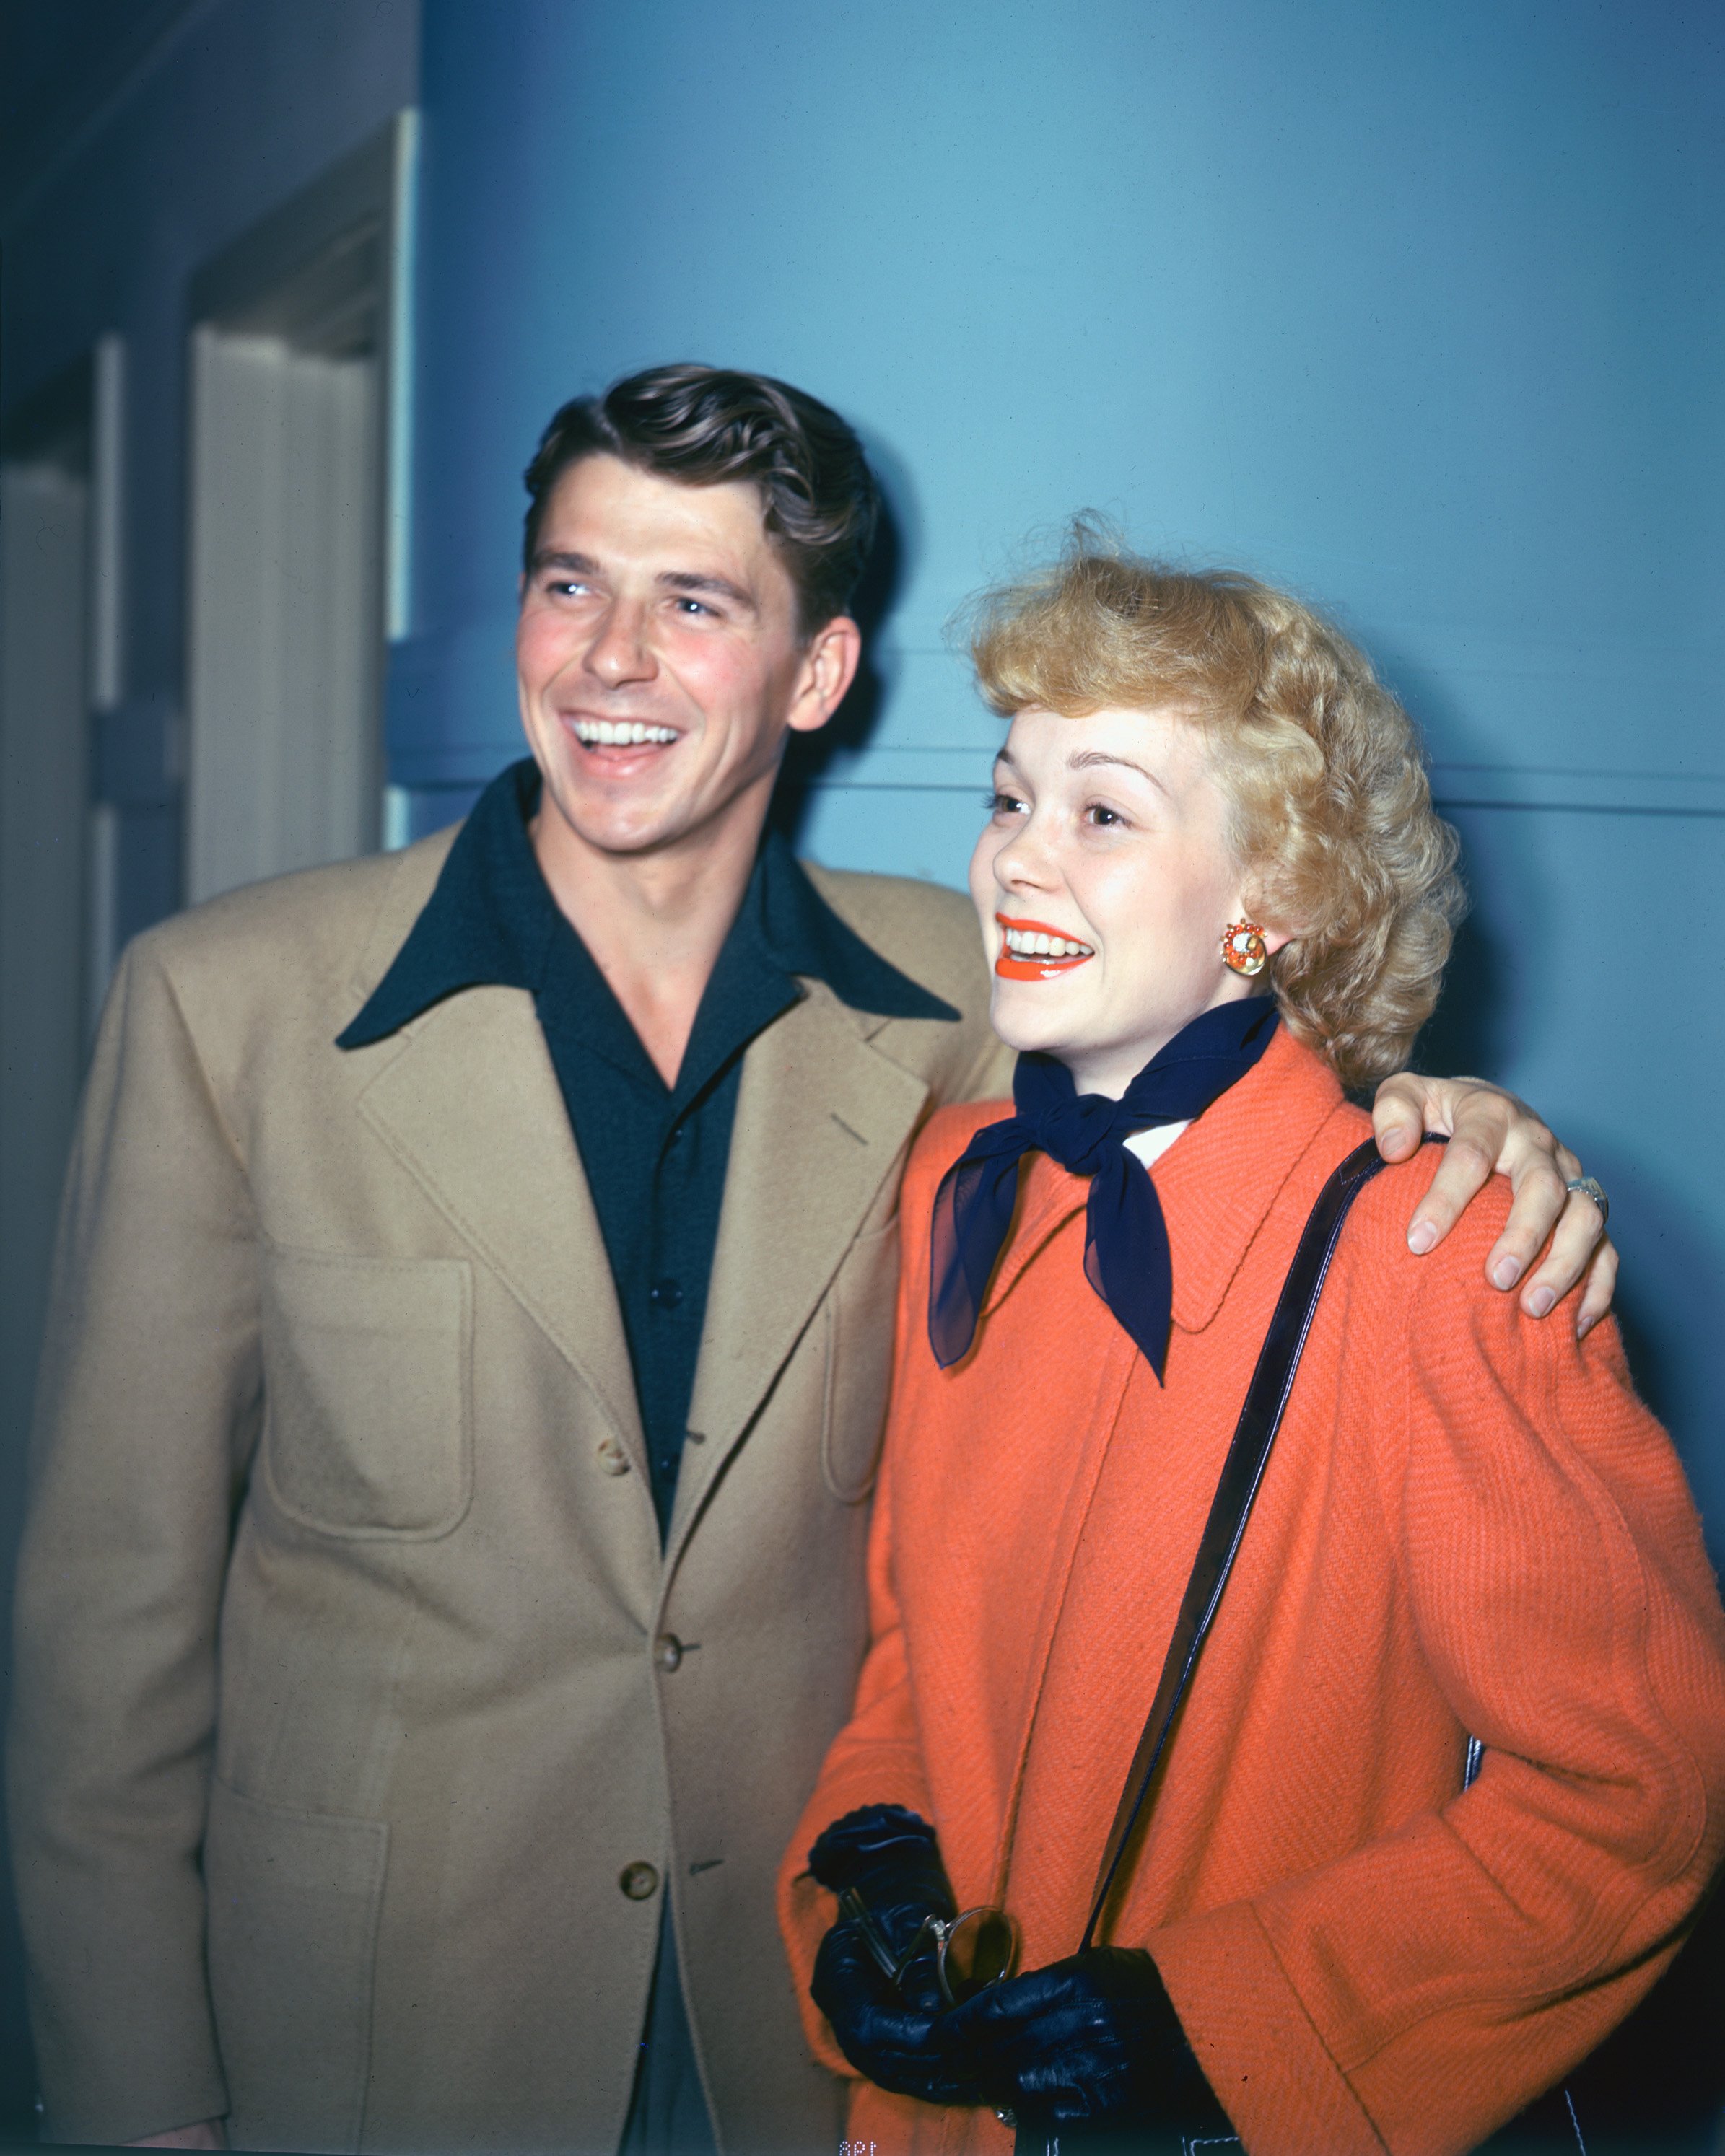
[927,996,1280,1380]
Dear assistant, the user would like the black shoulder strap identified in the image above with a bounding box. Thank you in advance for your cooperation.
[1081,1136,1392,1950]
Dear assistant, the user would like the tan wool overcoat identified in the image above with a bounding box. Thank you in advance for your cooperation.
[7,823,1009,2153]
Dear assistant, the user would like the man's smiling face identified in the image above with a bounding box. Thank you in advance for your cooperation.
[515,452,854,873]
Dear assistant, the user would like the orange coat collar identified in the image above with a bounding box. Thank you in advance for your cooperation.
[979,1024,1348,1338]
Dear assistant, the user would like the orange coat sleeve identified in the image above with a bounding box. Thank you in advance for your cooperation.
[777,1126,961,2076]
[1150,1193,1725,2156]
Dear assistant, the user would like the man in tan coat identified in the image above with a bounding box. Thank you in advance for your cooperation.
[7,364,1613,2154]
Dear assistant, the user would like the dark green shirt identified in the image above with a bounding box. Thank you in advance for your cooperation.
[340,759,954,1535]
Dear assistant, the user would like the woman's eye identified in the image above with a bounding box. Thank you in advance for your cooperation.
[1085,802,1125,828]
[987,789,1027,816]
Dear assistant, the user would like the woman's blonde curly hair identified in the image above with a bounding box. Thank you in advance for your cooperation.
[966,524,1465,1090]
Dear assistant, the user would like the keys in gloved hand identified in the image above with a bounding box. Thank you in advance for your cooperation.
[812,1911,986,2105]
[943,1946,1233,2142]
[807,1805,985,2107]
[807,1803,955,1954]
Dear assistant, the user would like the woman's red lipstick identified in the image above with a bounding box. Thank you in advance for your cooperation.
[994,913,1095,981]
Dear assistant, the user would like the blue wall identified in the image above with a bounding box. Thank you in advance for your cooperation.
[396,0,1724,1539]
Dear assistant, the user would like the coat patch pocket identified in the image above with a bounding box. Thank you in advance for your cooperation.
[822,1218,899,1504]
[204,1777,388,2153]
[261,1247,473,1538]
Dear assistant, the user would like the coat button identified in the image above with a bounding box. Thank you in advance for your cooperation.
[595,1437,631,1476]
[654,1634,684,1673]
[619,1862,660,1901]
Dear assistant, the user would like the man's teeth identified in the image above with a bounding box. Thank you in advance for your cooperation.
[574,720,678,747]
[1003,927,1093,959]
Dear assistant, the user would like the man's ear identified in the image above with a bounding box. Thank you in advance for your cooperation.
[787,615,863,736]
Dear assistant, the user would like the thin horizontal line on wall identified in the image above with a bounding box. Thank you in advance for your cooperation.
[1428,763,1725,817]
[393,751,1722,820]
[1434,798,1725,820]
[801,780,1725,817]
[795,748,1724,820]
[798,768,1719,815]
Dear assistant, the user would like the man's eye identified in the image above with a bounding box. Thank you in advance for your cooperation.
[673,596,713,617]
[547,579,593,599]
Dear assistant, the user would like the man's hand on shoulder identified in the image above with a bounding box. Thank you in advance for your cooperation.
[127,2121,226,2149]
[1371,1073,1615,1338]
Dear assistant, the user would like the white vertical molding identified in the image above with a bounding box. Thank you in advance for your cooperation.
[188,328,280,902]
[385,107,421,645]
[188,332,383,901]
[286,348,378,868]
[382,785,412,851]
[89,333,126,712]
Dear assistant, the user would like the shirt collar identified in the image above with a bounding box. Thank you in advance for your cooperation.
[338,758,957,1050]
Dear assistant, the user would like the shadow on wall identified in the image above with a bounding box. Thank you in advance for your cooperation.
[1395,646,1718,1531]
[769,441,912,851]
[1424,868,1725,1467]
[1385,636,1532,1088]
[1413,906,1512,1087]
[1416,818,1719,1523]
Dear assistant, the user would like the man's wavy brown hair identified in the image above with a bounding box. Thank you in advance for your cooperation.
[967,524,1464,1089]
[523,364,879,639]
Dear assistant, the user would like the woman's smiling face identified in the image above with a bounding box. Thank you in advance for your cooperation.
[969,704,1288,1099]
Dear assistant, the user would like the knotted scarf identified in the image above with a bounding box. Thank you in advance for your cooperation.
[927,996,1280,1380]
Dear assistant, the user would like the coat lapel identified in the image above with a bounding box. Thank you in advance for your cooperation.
[354,984,647,1468]
[979,1160,1087,1324]
[668,984,931,1554]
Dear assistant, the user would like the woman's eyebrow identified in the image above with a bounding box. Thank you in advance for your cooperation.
[1067,748,1171,797]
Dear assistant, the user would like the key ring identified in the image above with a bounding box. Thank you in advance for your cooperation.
[837,1887,1021,2007]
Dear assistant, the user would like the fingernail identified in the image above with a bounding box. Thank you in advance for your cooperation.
[1527,1287,1556,1318]
[1407,1222,1437,1255]
[1492,1257,1521,1289]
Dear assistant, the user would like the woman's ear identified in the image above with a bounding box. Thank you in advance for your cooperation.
[1228,888,1301,959]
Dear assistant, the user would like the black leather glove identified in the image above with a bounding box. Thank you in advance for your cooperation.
[943,1946,1233,2145]
[808,1803,956,1968]
[807,1805,982,2105]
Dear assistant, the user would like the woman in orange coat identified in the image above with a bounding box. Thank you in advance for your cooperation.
[778,536,1725,2155]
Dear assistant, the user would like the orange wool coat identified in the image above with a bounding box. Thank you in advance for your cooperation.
[779,1027,1725,2156]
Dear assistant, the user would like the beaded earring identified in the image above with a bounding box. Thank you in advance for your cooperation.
[1220,922,1269,977]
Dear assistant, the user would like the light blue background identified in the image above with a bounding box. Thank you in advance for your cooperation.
[392,0,1724,1542]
